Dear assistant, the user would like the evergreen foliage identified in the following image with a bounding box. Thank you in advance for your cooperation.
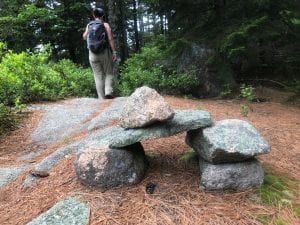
[0,43,95,133]
[116,43,200,96]
[0,0,299,99]
[0,45,95,105]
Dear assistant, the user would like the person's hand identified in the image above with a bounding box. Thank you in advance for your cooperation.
[112,51,117,62]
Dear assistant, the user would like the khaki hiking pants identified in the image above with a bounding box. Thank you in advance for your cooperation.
[89,49,114,99]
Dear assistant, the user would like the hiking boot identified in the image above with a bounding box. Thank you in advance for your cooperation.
[105,94,114,99]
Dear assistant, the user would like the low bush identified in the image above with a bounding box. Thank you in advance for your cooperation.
[0,44,95,106]
[116,45,200,96]
[0,104,20,135]
[0,43,96,134]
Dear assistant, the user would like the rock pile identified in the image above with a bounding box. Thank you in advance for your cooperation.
[75,86,271,191]
[186,119,270,190]
[75,86,212,188]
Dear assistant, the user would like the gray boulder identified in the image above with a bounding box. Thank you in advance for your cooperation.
[120,86,175,128]
[175,43,235,98]
[75,142,148,188]
[186,119,270,163]
[199,158,264,190]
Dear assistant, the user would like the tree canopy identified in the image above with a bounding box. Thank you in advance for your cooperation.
[0,0,299,85]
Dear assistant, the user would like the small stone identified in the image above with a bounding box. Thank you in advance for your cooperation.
[30,170,49,178]
[145,182,156,194]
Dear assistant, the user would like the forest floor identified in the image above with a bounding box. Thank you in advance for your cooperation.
[0,87,299,225]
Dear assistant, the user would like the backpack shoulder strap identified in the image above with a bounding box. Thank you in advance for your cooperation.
[88,20,102,26]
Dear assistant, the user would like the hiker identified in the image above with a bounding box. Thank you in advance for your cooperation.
[83,7,117,99]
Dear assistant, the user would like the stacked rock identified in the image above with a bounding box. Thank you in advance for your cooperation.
[119,86,175,128]
[186,119,271,190]
[75,86,213,188]
[75,86,269,190]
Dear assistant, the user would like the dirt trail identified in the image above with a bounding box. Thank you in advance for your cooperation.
[0,94,299,225]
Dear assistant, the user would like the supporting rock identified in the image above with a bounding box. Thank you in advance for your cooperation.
[75,142,148,188]
[199,158,264,190]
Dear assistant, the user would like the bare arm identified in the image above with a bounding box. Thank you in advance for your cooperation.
[83,25,89,40]
[104,23,116,52]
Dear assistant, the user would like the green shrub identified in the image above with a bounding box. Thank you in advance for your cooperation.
[116,47,163,95]
[0,104,19,135]
[117,45,200,96]
[0,45,97,133]
[239,84,254,117]
[52,59,95,97]
[0,46,95,106]
[240,84,255,101]
[240,104,249,117]
[0,48,60,103]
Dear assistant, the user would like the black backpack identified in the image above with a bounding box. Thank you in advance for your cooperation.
[88,20,108,54]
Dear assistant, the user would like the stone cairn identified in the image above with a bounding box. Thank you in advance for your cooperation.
[75,86,270,190]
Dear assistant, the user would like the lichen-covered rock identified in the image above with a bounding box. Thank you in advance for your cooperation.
[75,142,148,188]
[186,119,270,163]
[199,158,264,190]
[120,86,175,128]
[27,195,90,225]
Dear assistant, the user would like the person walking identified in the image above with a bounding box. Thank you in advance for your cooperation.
[83,8,117,99]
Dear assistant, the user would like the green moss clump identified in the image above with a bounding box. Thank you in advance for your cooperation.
[146,152,161,160]
[274,218,288,225]
[257,173,297,206]
[253,171,299,225]
[179,150,198,162]
[293,206,300,218]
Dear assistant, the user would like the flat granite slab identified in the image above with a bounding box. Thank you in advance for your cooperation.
[31,98,102,144]
[0,166,27,188]
[26,196,90,225]
[96,109,212,148]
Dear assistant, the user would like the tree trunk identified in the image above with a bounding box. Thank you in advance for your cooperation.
[107,0,128,62]
[215,0,226,19]
[132,0,140,51]
[159,13,164,34]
